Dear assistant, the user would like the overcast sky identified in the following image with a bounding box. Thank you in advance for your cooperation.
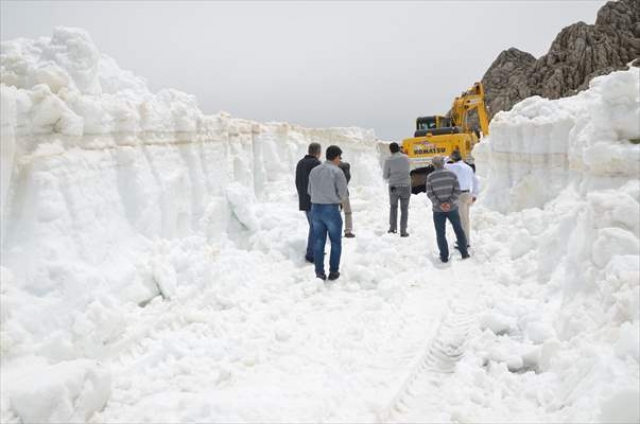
[1,0,606,141]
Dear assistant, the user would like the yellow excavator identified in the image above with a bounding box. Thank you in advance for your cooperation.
[402,82,490,192]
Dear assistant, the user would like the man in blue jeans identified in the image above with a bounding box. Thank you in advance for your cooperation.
[426,156,470,263]
[308,145,348,280]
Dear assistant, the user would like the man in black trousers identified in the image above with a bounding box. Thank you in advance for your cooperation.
[295,142,321,263]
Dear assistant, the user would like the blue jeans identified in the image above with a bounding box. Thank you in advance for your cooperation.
[305,210,314,260]
[311,204,343,275]
[433,209,468,261]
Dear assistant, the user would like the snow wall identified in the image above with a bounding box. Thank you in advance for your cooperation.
[0,28,385,422]
[470,68,639,422]
[0,26,385,346]
[1,27,639,423]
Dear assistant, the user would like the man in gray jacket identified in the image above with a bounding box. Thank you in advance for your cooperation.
[426,156,470,263]
[383,142,411,237]
[308,145,348,281]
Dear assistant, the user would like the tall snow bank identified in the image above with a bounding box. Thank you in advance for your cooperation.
[0,28,384,422]
[475,68,640,213]
[469,68,640,422]
[0,27,201,137]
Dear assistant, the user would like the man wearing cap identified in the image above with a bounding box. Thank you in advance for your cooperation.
[426,156,470,263]
[445,150,479,248]
[308,145,348,281]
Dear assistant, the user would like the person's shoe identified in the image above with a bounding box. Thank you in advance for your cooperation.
[344,232,356,238]
[400,232,409,237]
[387,229,397,234]
[316,273,327,280]
[305,255,314,263]
[461,253,470,260]
[328,271,340,281]
[440,257,449,263]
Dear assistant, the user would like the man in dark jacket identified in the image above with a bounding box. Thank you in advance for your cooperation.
[426,156,470,263]
[295,142,322,263]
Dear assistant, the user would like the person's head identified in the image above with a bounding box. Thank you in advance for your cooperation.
[432,155,445,169]
[450,150,462,162]
[326,145,343,163]
[308,142,321,158]
[389,142,400,154]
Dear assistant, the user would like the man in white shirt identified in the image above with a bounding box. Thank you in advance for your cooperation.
[445,150,479,247]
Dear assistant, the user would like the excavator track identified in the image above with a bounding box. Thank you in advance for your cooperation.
[377,276,482,423]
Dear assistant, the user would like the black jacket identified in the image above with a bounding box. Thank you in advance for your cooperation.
[295,155,321,211]
[338,162,351,184]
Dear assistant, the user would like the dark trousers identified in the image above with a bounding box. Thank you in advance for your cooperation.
[433,209,468,261]
[304,210,314,260]
[311,204,343,275]
[389,185,411,233]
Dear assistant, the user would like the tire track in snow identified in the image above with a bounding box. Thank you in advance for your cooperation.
[376,268,482,423]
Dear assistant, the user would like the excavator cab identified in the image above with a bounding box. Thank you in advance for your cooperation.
[414,115,451,137]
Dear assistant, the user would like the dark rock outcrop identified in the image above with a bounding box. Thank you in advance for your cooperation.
[482,0,640,118]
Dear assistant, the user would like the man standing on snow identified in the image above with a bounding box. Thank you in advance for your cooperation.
[383,142,411,237]
[426,156,470,263]
[308,145,348,281]
[338,160,355,238]
[295,142,322,263]
[445,149,479,248]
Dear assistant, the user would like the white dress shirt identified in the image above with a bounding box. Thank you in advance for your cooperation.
[445,161,480,197]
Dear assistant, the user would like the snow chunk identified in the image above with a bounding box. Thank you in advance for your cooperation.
[597,389,640,424]
[7,359,111,423]
[479,312,516,335]
[226,182,260,232]
[591,228,639,269]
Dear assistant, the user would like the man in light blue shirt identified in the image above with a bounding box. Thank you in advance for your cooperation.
[308,145,348,281]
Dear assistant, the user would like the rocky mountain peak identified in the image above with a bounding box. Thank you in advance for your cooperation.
[482,0,640,119]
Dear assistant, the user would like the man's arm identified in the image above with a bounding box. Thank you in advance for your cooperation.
[341,162,351,184]
[336,170,348,201]
[307,169,315,199]
[471,171,480,199]
[426,177,436,204]
[295,162,304,195]
[450,176,461,204]
[383,159,390,180]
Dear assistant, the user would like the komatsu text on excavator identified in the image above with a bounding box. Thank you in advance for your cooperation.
[402,82,490,193]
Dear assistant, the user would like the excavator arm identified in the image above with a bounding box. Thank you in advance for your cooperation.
[450,82,490,136]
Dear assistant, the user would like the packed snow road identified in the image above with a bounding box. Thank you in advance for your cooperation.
[97,189,487,423]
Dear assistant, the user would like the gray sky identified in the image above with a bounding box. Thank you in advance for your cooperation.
[1,0,605,141]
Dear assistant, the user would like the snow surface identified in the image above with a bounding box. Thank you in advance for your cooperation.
[1,27,639,423]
